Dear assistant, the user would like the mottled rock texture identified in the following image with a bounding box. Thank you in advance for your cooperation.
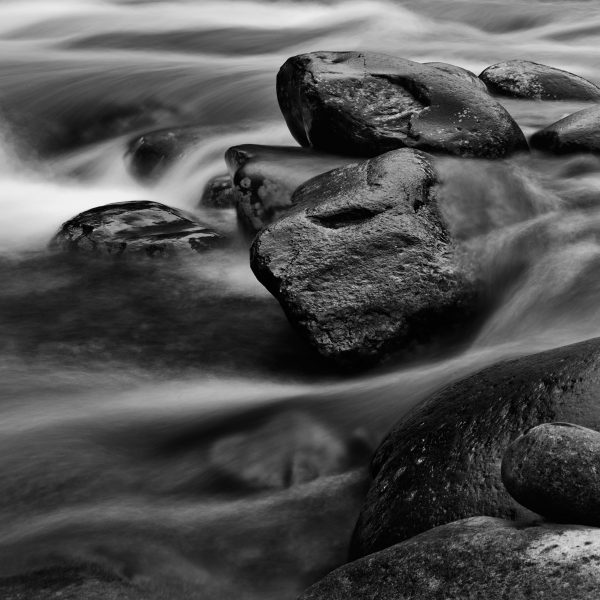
[199,174,235,209]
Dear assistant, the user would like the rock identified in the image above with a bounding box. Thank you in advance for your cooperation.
[302,517,600,600]
[199,174,235,209]
[277,51,527,158]
[224,144,356,233]
[502,422,600,526]
[480,59,600,100]
[425,62,488,91]
[51,200,221,257]
[251,148,482,367]
[530,105,600,154]
[351,336,600,558]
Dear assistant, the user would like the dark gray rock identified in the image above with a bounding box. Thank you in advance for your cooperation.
[224,144,356,233]
[302,517,600,600]
[51,200,221,257]
[251,148,482,367]
[199,174,235,209]
[277,51,527,158]
[502,422,600,525]
[480,59,600,100]
[425,62,488,91]
[351,337,600,558]
[530,105,600,154]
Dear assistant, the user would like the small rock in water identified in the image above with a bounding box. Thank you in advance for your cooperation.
[480,59,600,100]
[277,51,527,158]
[301,517,600,600]
[199,174,235,209]
[502,422,600,525]
[51,200,221,257]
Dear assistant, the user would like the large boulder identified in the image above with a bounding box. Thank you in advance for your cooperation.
[277,51,527,158]
[250,148,482,367]
[480,59,600,100]
[224,144,356,233]
[351,336,600,557]
[51,200,221,257]
[530,105,600,154]
[425,62,488,91]
[301,517,600,600]
[502,422,600,526]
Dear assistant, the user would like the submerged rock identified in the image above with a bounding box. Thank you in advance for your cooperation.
[351,337,600,557]
[225,144,356,233]
[199,174,235,209]
[480,59,600,100]
[51,200,221,257]
[251,148,481,367]
[302,517,600,600]
[530,105,600,154]
[502,422,600,526]
[277,51,527,158]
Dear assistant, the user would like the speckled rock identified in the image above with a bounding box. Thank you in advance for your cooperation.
[224,144,356,233]
[530,105,600,154]
[277,51,527,158]
[199,174,235,209]
[502,423,600,525]
[480,60,600,100]
[51,200,221,257]
[351,337,600,557]
[425,62,488,91]
[251,148,482,367]
[302,517,600,600]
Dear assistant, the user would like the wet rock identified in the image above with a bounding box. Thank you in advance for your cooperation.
[530,105,600,154]
[251,148,482,367]
[199,174,235,209]
[51,200,221,257]
[351,336,600,557]
[480,59,600,100]
[225,144,356,233]
[425,62,488,91]
[302,517,600,600]
[277,51,527,158]
[502,422,600,526]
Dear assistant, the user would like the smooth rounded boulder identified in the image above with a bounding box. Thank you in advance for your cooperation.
[277,51,527,158]
[480,59,600,100]
[302,517,600,600]
[51,200,221,257]
[250,148,482,367]
[502,422,600,525]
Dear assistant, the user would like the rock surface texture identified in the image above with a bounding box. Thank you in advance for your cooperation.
[351,337,600,557]
[200,174,235,208]
[480,59,600,100]
[302,517,600,600]
[52,200,221,257]
[502,422,600,525]
[251,149,481,366]
[277,51,527,158]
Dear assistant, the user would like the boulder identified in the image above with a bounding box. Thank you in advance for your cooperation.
[277,51,527,158]
[250,148,482,367]
[302,517,600,600]
[425,62,488,91]
[502,422,600,525]
[480,59,600,100]
[51,200,221,257]
[530,105,600,154]
[351,336,600,558]
[224,144,356,233]
[199,174,235,209]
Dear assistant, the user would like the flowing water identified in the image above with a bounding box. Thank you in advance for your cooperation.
[2,0,600,597]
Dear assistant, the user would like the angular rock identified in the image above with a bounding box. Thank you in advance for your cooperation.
[351,336,600,557]
[530,105,600,154]
[251,148,482,366]
[480,59,600,100]
[502,422,600,526]
[277,51,527,158]
[302,517,600,600]
[224,144,356,233]
[51,200,221,257]
[199,174,235,209]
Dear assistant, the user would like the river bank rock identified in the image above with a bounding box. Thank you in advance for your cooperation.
[425,62,488,91]
[530,105,600,154]
[199,174,235,209]
[224,144,356,233]
[502,422,600,526]
[51,200,221,257]
[479,59,600,101]
[277,51,527,158]
[301,517,600,600]
[351,336,600,557]
[251,148,482,367]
